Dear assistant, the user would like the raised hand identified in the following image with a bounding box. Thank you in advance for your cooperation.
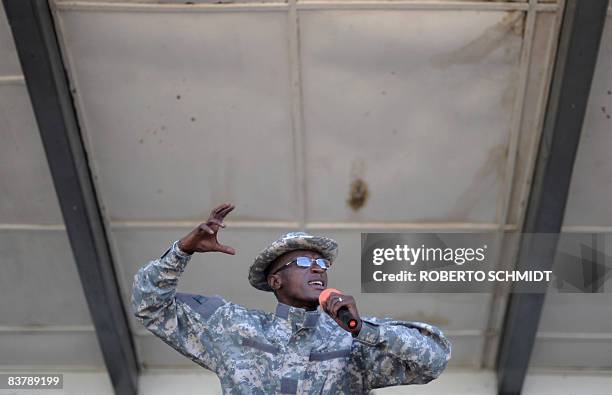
[178,203,236,255]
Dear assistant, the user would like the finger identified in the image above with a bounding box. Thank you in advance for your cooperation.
[325,294,335,314]
[217,204,235,219]
[212,203,231,216]
[197,223,214,235]
[217,209,234,222]
[329,295,342,317]
[331,297,348,317]
[332,295,354,317]
[326,292,339,312]
[215,243,236,255]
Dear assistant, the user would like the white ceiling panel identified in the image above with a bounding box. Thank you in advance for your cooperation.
[0,230,93,326]
[563,17,612,226]
[0,85,64,224]
[524,373,612,395]
[530,337,612,369]
[0,332,104,367]
[0,2,21,76]
[535,234,612,367]
[300,10,523,223]
[139,371,221,395]
[537,293,612,334]
[535,235,612,335]
[55,10,296,222]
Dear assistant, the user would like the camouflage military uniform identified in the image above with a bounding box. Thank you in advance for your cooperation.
[132,241,452,394]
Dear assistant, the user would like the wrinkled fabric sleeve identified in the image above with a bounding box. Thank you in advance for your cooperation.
[131,240,228,372]
[352,317,451,390]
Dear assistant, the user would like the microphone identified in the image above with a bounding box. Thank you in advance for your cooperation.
[319,288,359,330]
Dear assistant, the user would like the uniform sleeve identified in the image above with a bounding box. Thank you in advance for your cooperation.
[352,317,451,390]
[131,240,229,372]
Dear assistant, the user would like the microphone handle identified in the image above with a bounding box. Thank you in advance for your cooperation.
[338,307,359,330]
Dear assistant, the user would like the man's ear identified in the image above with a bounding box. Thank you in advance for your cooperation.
[267,273,282,292]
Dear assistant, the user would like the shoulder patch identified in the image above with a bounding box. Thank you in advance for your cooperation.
[176,293,227,319]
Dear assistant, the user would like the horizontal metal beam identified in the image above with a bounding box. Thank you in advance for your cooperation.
[9,222,612,233]
[0,74,25,84]
[496,1,609,395]
[53,0,536,12]
[2,1,138,394]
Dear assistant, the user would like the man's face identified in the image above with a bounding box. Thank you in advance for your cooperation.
[266,249,329,308]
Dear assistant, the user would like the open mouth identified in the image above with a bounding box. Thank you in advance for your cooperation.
[307,280,325,290]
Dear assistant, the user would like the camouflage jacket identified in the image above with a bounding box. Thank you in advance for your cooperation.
[132,241,451,394]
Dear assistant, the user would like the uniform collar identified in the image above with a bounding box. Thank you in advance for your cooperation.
[275,302,321,328]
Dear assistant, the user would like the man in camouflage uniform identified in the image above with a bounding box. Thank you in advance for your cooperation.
[132,203,451,394]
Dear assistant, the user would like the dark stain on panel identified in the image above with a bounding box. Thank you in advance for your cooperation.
[431,11,524,69]
[347,178,369,211]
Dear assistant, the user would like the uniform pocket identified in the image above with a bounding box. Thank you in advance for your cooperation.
[306,348,354,394]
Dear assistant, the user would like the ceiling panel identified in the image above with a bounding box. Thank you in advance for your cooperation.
[138,371,222,395]
[524,373,612,395]
[300,10,523,223]
[55,10,296,222]
[534,231,612,367]
[0,85,64,224]
[537,293,612,333]
[0,2,21,76]
[0,230,93,326]
[0,332,104,367]
[530,337,612,369]
[563,17,612,227]
[535,233,612,334]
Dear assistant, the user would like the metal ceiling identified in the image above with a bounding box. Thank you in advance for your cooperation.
[1,1,611,394]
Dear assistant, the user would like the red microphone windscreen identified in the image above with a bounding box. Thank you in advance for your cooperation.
[319,288,342,307]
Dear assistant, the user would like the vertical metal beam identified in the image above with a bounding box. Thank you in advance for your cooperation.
[496,1,609,395]
[2,1,138,394]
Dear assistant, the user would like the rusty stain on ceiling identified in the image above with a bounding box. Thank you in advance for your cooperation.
[431,11,525,69]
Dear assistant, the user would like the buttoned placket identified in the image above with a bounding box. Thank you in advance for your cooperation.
[274,303,321,394]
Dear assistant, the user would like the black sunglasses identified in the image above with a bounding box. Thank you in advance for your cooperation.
[270,256,330,275]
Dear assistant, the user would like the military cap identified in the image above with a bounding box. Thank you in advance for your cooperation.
[248,232,338,292]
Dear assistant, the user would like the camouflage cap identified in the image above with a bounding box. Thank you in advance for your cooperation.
[248,232,338,292]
